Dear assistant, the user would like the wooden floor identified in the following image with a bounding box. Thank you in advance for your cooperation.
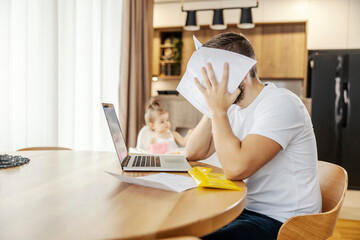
[328,219,360,240]
[328,190,360,239]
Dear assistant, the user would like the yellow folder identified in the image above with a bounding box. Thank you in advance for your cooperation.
[188,167,242,191]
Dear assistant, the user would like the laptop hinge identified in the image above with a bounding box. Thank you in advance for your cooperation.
[121,155,131,168]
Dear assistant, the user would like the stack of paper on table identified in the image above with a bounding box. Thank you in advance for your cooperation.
[107,172,197,192]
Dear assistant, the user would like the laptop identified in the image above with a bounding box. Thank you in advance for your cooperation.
[102,103,192,172]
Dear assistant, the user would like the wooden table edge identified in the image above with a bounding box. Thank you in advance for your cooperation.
[155,188,247,239]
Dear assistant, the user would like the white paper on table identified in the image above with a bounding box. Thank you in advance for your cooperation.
[176,47,257,118]
[106,172,197,192]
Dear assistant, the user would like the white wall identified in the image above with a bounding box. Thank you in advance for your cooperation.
[154,0,360,50]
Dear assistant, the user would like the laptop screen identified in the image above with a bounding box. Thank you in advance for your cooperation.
[102,103,128,165]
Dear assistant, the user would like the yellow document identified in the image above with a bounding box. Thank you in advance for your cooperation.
[188,167,242,191]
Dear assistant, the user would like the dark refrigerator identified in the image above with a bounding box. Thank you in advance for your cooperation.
[308,49,360,189]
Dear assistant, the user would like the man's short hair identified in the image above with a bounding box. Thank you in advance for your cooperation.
[202,32,257,78]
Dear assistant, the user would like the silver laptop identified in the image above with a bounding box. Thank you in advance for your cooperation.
[102,103,191,172]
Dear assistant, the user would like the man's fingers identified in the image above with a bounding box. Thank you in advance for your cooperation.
[201,67,212,89]
[230,87,241,103]
[220,62,229,89]
[205,62,218,86]
[194,77,206,94]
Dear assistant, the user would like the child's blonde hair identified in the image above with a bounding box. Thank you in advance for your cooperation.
[144,99,168,127]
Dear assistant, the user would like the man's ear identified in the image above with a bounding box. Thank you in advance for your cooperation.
[242,72,252,84]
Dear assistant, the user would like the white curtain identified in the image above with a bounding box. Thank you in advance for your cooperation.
[0,0,123,151]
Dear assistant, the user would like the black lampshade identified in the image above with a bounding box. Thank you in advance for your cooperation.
[184,10,199,31]
[210,9,227,30]
[238,7,255,29]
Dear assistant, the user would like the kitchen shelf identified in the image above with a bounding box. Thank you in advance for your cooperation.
[160,60,178,64]
[157,75,181,80]
[155,31,182,77]
[160,44,175,48]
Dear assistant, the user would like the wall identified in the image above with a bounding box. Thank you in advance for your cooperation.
[154,0,360,50]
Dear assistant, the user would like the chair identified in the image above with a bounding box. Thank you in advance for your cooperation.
[17,147,72,151]
[277,161,348,240]
[135,126,155,152]
[301,97,312,116]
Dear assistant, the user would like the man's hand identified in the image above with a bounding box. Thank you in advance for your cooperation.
[194,62,240,116]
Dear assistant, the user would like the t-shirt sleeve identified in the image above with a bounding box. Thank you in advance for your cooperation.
[248,95,305,150]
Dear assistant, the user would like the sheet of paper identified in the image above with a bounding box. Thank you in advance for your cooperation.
[176,47,257,118]
[106,172,197,192]
[193,35,202,50]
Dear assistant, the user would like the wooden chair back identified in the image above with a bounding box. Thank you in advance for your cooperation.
[17,147,72,151]
[277,161,348,240]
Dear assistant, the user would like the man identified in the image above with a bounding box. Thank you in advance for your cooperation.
[185,32,322,240]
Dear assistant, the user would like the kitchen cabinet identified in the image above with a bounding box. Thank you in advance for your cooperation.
[180,22,307,80]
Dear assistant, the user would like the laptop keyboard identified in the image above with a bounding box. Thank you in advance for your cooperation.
[132,156,161,167]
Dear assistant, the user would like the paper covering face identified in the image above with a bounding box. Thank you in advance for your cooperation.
[176,45,257,118]
[193,35,202,50]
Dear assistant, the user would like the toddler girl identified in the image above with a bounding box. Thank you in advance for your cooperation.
[144,99,192,154]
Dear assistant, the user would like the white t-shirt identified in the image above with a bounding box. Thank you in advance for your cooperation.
[227,83,322,223]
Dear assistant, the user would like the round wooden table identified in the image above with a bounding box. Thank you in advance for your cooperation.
[0,151,246,240]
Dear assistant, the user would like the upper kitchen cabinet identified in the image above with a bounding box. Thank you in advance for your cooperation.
[257,22,306,79]
[180,22,307,80]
